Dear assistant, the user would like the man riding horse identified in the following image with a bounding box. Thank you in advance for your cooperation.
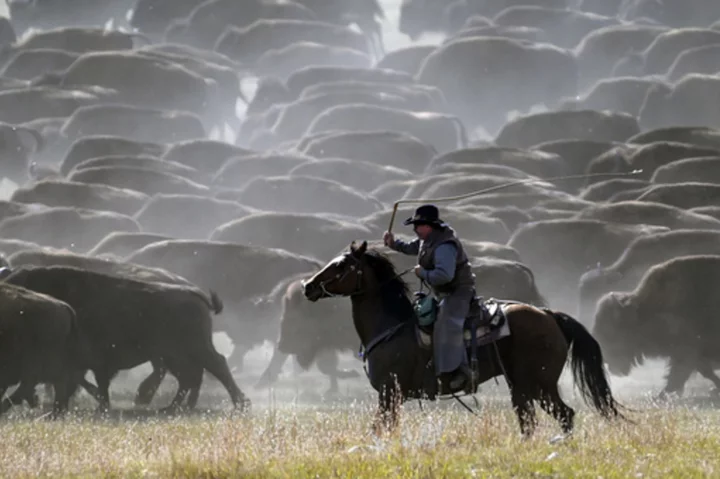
[383,204,480,393]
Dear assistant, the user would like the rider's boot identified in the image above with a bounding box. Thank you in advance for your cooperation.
[448,363,479,393]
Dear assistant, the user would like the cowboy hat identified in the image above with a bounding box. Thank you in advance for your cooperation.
[403,204,447,227]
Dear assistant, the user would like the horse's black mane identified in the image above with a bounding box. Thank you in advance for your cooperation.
[362,248,416,322]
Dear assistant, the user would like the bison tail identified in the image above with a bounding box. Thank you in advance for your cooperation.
[547,309,629,422]
[209,290,223,315]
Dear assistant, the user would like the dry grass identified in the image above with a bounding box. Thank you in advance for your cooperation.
[0,396,718,478]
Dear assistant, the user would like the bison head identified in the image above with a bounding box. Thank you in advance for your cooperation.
[578,267,624,324]
[592,291,642,376]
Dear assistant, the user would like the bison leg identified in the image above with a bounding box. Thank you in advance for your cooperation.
[198,348,250,411]
[178,366,203,410]
[1,382,37,414]
[228,346,248,373]
[51,379,72,418]
[659,357,694,399]
[91,369,113,413]
[255,348,289,389]
[695,362,720,394]
[134,361,168,407]
[315,350,360,395]
[78,377,104,403]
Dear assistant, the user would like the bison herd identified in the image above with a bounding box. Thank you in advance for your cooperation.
[0,0,719,417]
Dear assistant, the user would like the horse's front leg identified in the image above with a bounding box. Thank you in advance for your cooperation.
[372,382,403,436]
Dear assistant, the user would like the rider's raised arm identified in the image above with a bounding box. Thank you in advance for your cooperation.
[389,237,421,255]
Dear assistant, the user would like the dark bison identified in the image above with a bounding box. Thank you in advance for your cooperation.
[586,141,719,181]
[212,152,314,189]
[508,219,668,316]
[573,201,720,231]
[0,283,78,416]
[88,232,172,259]
[11,179,149,216]
[0,85,116,126]
[533,139,622,178]
[4,265,249,412]
[303,103,467,154]
[214,19,371,64]
[652,157,720,185]
[636,183,720,210]
[0,207,140,253]
[210,212,373,263]
[165,0,318,50]
[495,110,640,149]
[134,194,252,240]
[60,104,206,144]
[627,127,720,151]
[1,48,79,80]
[613,28,720,77]
[639,74,720,131]
[252,41,372,81]
[560,77,666,117]
[417,36,579,133]
[222,175,383,217]
[492,6,618,49]
[579,230,720,326]
[288,157,414,193]
[246,65,415,116]
[593,255,720,398]
[299,130,437,174]
[426,147,566,178]
[124,240,323,368]
[666,45,720,82]
[59,135,166,176]
[67,166,210,197]
[68,154,208,185]
[573,24,667,88]
[39,51,222,128]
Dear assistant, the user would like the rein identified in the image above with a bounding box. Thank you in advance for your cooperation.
[312,256,416,366]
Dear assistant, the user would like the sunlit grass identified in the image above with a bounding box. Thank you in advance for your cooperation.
[0,396,718,478]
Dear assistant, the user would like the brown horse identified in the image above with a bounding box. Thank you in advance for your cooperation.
[302,241,627,437]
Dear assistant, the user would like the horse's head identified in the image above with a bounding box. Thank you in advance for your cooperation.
[302,241,369,302]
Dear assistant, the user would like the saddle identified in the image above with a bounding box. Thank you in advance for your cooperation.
[414,294,512,397]
[415,295,510,349]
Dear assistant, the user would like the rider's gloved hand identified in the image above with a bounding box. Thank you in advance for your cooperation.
[383,231,394,247]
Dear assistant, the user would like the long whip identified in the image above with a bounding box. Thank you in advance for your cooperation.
[387,170,643,233]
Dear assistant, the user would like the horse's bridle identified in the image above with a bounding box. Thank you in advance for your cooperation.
[315,253,365,299]
[315,253,414,299]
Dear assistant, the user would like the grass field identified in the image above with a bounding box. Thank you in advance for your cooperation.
[1,394,719,478]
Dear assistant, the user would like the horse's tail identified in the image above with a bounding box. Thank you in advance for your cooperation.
[546,309,628,421]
